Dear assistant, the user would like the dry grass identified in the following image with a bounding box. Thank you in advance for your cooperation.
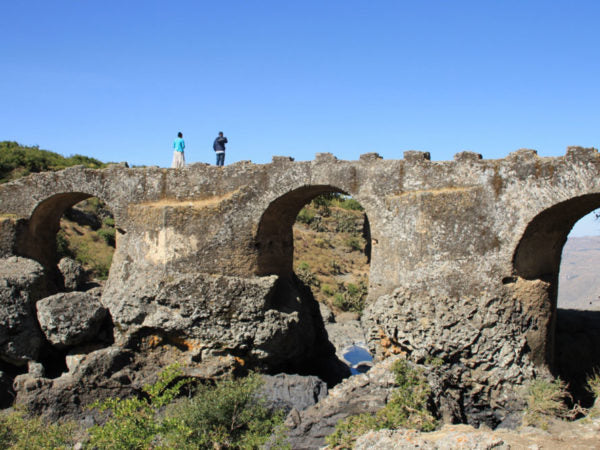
[293,202,369,313]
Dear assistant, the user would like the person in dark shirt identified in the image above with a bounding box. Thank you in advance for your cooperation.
[213,131,228,166]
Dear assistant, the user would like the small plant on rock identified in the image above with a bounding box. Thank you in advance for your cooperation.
[326,358,437,448]
[88,364,191,449]
[523,377,572,429]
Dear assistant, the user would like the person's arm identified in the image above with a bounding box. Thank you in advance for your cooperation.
[223,137,228,144]
[182,140,185,151]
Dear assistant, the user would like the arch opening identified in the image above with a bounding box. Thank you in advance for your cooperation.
[20,194,117,379]
[255,185,372,380]
[513,194,600,407]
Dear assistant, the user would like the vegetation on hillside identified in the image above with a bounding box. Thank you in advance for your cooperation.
[58,198,116,280]
[0,365,287,449]
[0,141,105,183]
[293,193,370,314]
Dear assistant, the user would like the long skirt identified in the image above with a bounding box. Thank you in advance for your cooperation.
[172,151,185,168]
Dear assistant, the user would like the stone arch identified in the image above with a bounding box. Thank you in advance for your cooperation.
[513,193,600,281]
[512,193,600,404]
[19,192,115,269]
[255,185,371,277]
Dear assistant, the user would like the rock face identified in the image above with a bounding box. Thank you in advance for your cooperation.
[260,373,328,414]
[284,356,400,449]
[36,292,108,349]
[57,257,86,291]
[353,419,600,450]
[362,285,539,426]
[14,346,136,420]
[0,257,50,365]
[102,267,339,378]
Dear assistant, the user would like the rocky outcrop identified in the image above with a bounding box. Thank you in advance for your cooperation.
[362,286,537,426]
[14,346,136,420]
[260,373,327,415]
[101,267,340,378]
[353,419,600,449]
[57,257,86,291]
[0,257,51,365]
[36,292,109,349]
[284,356,400,449]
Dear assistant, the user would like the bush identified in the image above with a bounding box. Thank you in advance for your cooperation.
[88,364,191,449]
[523,378,572,429]
[102,216,115,228]
[326,359,437,448]
[296,207,315,225]
[333,281,367,313]
[321,284,335,296]
[345,236,363,252]
[0,141,105,183]
[165,373,287,449]
[587,370,600,400]
[56,230,72,259]
[0,409,78,449]
[337,197,363,211]
[97,227,116,246]
[296,262,319,287]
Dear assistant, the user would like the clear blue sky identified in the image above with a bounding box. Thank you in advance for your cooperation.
[2,0,600,237]
[2,0,599,168]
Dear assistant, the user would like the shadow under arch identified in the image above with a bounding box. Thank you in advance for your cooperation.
[255,184,372,277]
[19,192,110,269]
[513,193,600,406]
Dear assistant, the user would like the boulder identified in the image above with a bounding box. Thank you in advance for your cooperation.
[36,292,108,349]
[102,268,334,374]
[14,346,136,420]
[0,256,50,365]
[58,257,86,291]
[260,373,327,414]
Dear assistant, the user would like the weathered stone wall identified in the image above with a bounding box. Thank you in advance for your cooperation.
[1,146,600,422]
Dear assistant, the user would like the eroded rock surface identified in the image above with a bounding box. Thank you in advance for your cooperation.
[260,373,328,414]
[36,292,109,349]
[0,257,50,365]
[353,419,600,450]
[284,356,400,449]
[57,257,86,291]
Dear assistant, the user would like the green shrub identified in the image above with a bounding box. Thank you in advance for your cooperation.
[88,364,191,449]
[321,284,335,296]
[296,207,315,225]
[296,262,319,287]
[56,230,72,259]
[0,141,105,183]
[333,281,368,313]
[326,359,437,448]
[97,227,116,246]
[165,373,288,449]
[337,197,363,211]
[523,378,572,429]
[102,216,115,228]
[0,409,78,449]
[345,236,362,251]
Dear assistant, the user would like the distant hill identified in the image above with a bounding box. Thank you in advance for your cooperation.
[0,141,105,183]
[558,236,600,310]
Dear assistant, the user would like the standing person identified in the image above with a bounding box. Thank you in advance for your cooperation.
[172,132,185,168]
[213,131,228,166]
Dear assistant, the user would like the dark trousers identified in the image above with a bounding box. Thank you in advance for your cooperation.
[216,152,225,166]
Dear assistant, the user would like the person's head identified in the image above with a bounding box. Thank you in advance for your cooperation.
[178,132,183,138]
[218,131,223,137]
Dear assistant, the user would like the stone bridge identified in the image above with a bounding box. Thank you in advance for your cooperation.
[1,146,599,423]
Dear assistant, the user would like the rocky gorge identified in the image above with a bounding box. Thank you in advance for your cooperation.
[2,147,600,447]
